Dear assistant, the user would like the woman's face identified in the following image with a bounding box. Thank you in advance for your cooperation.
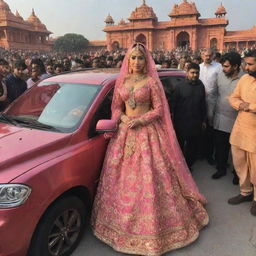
[129,49,146,74]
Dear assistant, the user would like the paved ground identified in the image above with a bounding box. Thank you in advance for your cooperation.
[73,160,256,256]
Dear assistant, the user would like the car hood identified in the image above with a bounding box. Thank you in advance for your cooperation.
[0,123,71,182]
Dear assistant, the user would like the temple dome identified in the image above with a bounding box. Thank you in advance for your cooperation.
[169,0,200,18]
[15,10,23,20]
[27,9,41,23]
[119,18,126,25]
[128,0,157,21]
[27,9,48,31]
[215,3,227,16]
[0,1,25,24]
[105,14,114,24]
[0,0,10,11]
[15,10,21,17]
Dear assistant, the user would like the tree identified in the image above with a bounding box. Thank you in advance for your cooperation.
[53,33,89,53]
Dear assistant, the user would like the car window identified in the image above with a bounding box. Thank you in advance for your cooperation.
[88,88,114,138]
[160,76,185,109]
[5,81,101,133]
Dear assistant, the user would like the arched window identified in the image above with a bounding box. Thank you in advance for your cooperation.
[135,34,146,45]
[177,32,190,49]
[112,41,120,50]
[210,38,218,50]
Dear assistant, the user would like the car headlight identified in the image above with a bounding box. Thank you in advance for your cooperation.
[0,184,31,209]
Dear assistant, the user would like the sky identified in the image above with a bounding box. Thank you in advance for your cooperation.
[5,0,256,41]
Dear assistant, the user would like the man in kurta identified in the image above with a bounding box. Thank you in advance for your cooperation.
[211,52,243,183]
[228,50,256,216]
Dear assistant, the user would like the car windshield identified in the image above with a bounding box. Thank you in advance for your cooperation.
[3,81,101,133]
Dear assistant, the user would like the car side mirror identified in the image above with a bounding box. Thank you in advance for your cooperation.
[96,119,117,133]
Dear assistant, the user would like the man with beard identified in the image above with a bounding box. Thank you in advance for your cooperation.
[171,63,207,171]
[62,57,71,72]
[228,50,256,216]
[211,52,243,183]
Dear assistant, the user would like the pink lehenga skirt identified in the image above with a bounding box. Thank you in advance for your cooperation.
[91,120,209,256]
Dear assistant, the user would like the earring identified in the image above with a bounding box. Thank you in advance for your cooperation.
[128,61,133,74]
[143,65,147,74]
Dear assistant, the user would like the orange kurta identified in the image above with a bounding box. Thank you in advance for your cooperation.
[229,74,256,153]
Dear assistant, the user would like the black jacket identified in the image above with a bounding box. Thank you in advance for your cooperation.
[171,78,207,137]
[0,75,6,111]
[5,74,27,103]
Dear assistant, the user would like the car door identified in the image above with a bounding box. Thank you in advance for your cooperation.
[160,75,185,113]
[84,86,114,190]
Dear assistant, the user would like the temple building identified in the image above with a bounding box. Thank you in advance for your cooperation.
[104,0,256,52]
[0,0,52,51]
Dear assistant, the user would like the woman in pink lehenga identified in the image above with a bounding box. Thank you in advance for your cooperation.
[91,43,209,256]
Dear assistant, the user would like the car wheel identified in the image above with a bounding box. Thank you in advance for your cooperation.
[28,196,87,256]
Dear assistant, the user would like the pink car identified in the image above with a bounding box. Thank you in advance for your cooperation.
[0,69,185,256]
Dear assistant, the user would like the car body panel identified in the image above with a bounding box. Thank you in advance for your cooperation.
[0,123,71,182]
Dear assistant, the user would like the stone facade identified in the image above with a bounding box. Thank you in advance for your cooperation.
[104,0,256,52]
[0,0,52,51]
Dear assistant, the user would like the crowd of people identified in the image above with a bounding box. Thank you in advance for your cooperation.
[170,47,256,218]
[0,43,255,75]
[0,44,256,255]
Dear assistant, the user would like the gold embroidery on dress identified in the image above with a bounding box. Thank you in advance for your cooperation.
[127,90,136,109]
[93,215,209,256]
[124,130,136,157]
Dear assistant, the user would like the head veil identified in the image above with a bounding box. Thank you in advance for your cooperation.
[112,43,207,204]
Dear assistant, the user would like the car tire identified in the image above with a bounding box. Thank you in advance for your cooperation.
[28,196,87,256]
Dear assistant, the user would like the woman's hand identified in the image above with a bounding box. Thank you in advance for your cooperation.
[121,114,130,124]
[127,118,141,129]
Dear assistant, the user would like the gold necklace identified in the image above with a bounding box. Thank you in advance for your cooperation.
[130,74,146,83]
[126,74,146,109]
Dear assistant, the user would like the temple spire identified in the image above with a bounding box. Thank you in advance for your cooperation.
[143,0,146,5]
